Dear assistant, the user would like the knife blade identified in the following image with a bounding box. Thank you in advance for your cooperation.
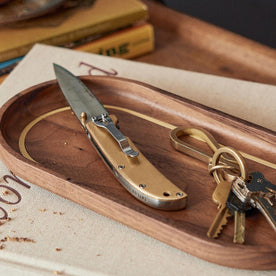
[54,64,187,210]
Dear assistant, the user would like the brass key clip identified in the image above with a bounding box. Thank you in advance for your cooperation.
[170,127,248,183]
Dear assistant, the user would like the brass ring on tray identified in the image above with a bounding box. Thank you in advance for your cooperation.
[211,146,248,183]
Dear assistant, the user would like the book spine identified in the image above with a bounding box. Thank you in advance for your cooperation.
[0,57,22,75]
[75,23,154,59]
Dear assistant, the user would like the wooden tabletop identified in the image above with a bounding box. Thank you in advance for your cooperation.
[137,0,276,86]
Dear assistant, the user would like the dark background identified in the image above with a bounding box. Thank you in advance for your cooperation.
[159,0,276,48]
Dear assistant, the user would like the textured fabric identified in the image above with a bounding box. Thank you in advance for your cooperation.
[0,44,274,275]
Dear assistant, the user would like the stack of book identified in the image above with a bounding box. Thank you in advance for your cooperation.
[0,0,154,79]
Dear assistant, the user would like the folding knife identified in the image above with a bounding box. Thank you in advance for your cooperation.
[54,64,187,210]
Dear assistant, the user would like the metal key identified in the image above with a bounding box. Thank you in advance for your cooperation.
[209,147,248,240]
[232,172,276,232]
[207,180,232,238]
[226,190,252,244]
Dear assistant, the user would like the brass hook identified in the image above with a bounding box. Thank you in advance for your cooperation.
[170,127,220,163]
[170,127,240,184]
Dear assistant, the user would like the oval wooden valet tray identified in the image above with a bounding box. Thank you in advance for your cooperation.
[0,76,275,270]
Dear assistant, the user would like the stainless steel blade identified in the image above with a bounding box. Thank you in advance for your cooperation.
[54,63,139,157]
[53,63,108,121]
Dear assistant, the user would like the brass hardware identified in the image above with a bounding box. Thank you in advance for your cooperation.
[169,126,276,171]
[86,119,187,210]
[80,112,87,125]
[170,127,240,184]
[211,146,248,183]
[170,127,219,164]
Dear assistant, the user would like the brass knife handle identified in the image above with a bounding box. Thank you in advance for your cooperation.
[85,116,187,211]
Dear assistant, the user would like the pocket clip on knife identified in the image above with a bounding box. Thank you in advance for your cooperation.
[53,64,187,210]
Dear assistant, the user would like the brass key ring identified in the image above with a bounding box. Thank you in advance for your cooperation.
[211,146,248,183]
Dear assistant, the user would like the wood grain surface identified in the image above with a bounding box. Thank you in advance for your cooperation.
[0,76,275,270]
[138,1,276,86]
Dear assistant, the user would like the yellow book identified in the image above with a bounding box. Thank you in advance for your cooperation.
[75,23,154,59]
[0,23,154,82]
[0,0,148,62]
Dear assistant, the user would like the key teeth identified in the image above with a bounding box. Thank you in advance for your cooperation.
[208,210,232,239]
[214,212,232,238]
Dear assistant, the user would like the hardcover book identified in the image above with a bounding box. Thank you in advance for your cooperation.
[0,0,148,62]
[0,22,154,78]
[76,23,154,59]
